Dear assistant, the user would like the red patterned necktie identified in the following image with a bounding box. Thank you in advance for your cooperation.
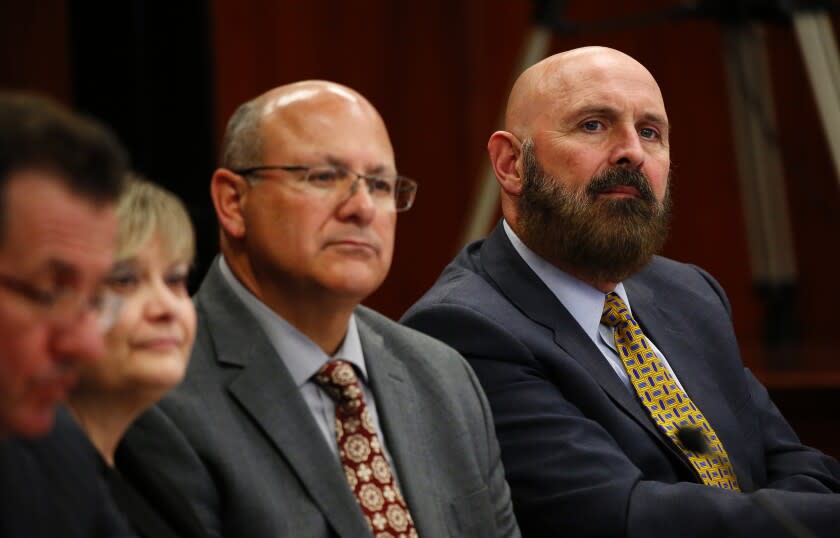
[314,359,419,537]
[601,292,740,490]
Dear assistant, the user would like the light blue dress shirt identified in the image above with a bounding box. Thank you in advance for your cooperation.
[502,220,685,393]
[218,257,400,475]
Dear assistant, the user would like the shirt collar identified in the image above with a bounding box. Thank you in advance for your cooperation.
[502,220,631,339]
[217,256,368,386]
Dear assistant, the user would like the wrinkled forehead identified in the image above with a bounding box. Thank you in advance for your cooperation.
[1,172,117,284]
[258,88,395,170]
[560,54,663,101]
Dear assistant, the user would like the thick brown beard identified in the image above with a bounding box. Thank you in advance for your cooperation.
[517,140,672,284]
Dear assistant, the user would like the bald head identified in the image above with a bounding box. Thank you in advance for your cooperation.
[257,81,373,119]
[504,47,665,139]
[220,81,390,171]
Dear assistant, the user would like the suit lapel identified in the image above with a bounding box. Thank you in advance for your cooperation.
[626,281,755,490]
[480,224,691,468]
[356,312,444,536]
[196,260,370,537]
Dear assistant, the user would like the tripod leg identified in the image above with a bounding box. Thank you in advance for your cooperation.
[792,11,840,188]
[722,24,800,353]
[459,26,552,248]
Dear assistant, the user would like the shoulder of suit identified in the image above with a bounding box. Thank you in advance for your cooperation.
[635,255,717,287]
[642,255,692,273]
[410,259,501,314]
[4,408,94,461]
[2,407,106,503]
[44,407,101,459]
[630,256,728,311]
[356,305,466,359]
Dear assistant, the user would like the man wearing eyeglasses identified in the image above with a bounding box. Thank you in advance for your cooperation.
[123,81,519,538]
[0,93,133,536]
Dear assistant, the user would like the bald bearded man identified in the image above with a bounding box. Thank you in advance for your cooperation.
[403,47,840,537]
[122,81,519,538]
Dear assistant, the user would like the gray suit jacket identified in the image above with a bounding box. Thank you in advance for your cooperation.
[122,258,519,538]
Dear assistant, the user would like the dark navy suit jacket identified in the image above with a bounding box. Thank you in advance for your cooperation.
[402,222,840,537]
[0,407,134,538]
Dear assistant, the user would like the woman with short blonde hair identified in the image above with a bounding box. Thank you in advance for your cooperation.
[69,175,208,538]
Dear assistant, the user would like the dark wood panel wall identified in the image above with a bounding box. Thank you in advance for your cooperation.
[2,0,839,454]
[0,1,71,101]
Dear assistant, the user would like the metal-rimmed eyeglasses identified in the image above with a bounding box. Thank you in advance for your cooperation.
[232,164,418,212]
[0,272,123,332]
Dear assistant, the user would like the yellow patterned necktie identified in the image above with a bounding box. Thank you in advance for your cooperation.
[601,292,740,490]
[314,359,419,538]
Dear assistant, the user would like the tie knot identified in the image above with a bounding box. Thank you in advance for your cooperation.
[601,292,632,328]
[313,359,364,414]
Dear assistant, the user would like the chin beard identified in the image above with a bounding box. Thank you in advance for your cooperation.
[518,142,672,284]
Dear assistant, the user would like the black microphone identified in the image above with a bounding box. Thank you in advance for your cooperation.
[676,426,817,538]
[676,426,709,454]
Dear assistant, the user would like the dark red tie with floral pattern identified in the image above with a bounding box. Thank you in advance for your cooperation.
[314,359,419,538]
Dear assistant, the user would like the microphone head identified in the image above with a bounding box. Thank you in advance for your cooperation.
[677,426,709,454]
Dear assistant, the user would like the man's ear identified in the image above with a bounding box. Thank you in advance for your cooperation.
[211,168,248,239]
[487,131,524,196]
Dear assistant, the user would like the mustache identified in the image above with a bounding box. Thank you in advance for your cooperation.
[586,167,655,202]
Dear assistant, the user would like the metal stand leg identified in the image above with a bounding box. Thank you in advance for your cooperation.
[721,23,801,354]
[791,10,840,188]
[460,26,553,248]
